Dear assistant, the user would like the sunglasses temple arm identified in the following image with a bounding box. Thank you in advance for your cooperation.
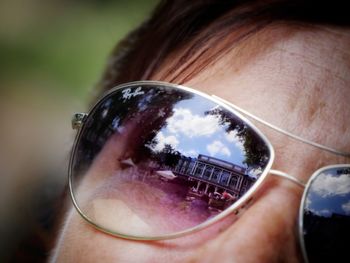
[212,95,350,157]
[269,169,306,188]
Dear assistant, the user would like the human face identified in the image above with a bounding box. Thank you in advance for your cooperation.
[51,25,350,262]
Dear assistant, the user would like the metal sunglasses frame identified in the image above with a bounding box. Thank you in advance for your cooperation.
[69,80,349,241]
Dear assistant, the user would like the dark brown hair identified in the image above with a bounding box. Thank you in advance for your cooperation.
[99,0,350,93]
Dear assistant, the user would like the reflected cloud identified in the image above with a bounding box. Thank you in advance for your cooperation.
[153,131,179,152]
[311,173,350,197]
[313,208,332,217]
[305,195,312,209]
[167,108,221,137]
[342,200,350,215]
[206,140,231,157]
[225,130,244,152]
[181,149,199,157]
[247,167,262,179]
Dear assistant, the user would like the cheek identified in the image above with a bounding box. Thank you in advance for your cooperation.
[52,206,236,263]
[52,176,303,263]
[192,178,304,263]
[52,209,160,262]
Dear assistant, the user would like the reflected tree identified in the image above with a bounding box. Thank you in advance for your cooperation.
[75,86,192,175]
[205,107,269,170]
[154,144,181,168]
[111,86,192,164]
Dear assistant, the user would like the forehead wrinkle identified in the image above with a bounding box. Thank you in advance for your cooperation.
[285,58,349,151]
[286,84,350,155]
[275,28,350,87]
[249,26,350,153]
[241,29,349,152]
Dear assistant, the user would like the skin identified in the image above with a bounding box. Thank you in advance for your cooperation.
[51,25,350,262]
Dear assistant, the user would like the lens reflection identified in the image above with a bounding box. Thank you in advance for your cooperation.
[301,166,350,263]
[71,83,270,237]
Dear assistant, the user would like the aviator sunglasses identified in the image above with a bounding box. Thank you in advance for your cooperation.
[69,81,350,263]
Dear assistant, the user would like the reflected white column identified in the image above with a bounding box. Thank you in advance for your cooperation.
[237,175,243,190]
[209,167,214,180]
[204,183,209,194]
[218,169,223,183]
[195,181,201,192]
[191,162,198,175]
[175,159,182,172]
[200,163,206,178]
[227,173,232,186]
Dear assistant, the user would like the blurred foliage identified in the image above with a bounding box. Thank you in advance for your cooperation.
[0,0,158,98]
[0,1,158,262]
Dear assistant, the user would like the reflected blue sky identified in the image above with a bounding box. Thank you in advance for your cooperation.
[91,86,269,177]
[306,168,350,217]
[150,95,247,168]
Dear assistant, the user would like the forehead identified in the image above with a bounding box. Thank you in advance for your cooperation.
[153,25,350,154]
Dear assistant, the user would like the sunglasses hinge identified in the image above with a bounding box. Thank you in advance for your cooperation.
[72,112,87,129]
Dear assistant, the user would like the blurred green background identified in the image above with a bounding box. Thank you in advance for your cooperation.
[0,0,158,261]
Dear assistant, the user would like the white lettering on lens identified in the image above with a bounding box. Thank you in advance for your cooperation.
[122,87,145,101]
[337,168,350,175]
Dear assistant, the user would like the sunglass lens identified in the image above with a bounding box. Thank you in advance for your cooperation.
[300,165,350,263]
[70,83,272,238]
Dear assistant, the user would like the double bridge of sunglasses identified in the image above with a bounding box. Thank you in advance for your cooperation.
[69,81,349,262]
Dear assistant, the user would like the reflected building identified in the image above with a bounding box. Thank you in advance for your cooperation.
[172,154,254,200]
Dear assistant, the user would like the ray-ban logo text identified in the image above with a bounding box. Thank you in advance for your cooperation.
[122,87,145,101]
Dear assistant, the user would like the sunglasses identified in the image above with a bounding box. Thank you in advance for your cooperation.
[69,81,349,262]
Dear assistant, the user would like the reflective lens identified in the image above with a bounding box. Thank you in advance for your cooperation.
[70,82,272,239]
[300,165,350,263]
